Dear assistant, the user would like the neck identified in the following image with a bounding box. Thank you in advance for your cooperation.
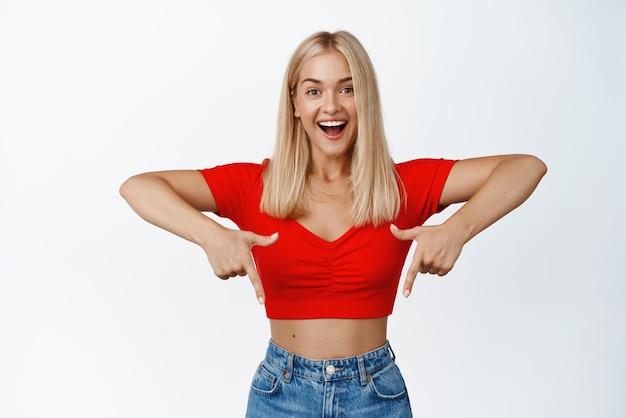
[307,172,351,199]
[309,154,351,179]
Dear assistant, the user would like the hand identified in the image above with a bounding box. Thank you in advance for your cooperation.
[202,227,278,305]
[390,223,464,298]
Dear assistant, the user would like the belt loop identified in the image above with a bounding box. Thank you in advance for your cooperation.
[284,353,294,383]
[388,342,396,360]
[357,355,368,386]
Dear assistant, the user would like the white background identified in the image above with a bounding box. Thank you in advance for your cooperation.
[1,0,624,417]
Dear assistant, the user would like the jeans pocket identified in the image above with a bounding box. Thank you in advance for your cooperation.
[368,362,408,400]
[249,362,283,395]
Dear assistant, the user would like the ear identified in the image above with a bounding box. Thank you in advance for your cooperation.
[291,90,300,118]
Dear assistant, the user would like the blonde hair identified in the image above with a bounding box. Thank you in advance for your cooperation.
[261,30,402,226]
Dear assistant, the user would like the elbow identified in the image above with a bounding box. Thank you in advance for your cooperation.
[529,154,548,179]
[515,154,547,180]
[119,179,128,199]
[119,175,140,201]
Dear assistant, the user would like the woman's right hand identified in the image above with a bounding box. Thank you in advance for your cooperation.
[120,170,278,304]
[201,227,279,305]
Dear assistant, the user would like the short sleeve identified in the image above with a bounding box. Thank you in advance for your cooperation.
[197,161,266,225]
[396,158,458,225]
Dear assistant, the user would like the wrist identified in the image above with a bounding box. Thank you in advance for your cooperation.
[443,215,474,245]
[192,216,225,248]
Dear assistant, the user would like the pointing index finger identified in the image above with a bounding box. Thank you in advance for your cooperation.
[244,259,266,305]
[402,249,424,298]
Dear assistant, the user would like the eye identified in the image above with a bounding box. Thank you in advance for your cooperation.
[340,86,354,94]
[306,88,321,96]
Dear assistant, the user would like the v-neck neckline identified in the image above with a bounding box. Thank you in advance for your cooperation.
[290,218,358,246]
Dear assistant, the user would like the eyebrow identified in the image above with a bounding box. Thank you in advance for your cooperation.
[300,76,353,85]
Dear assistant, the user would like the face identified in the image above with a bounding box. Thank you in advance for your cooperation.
[292,50,358,166]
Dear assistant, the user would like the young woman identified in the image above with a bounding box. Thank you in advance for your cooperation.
[120,31,546,417]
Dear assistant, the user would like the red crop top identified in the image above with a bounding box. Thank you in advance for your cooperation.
[199,158,456,319]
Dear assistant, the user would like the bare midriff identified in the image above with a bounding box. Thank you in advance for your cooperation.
[269,317,388,359]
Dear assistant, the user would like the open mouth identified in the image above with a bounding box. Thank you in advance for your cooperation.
[318,121,346,136]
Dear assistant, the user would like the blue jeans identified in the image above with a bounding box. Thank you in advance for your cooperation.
[246,340,413,417]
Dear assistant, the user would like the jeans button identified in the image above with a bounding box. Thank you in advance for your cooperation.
[326,364,336,375]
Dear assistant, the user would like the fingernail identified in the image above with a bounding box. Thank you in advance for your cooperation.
[403,289,411,298]
[258,296,265,305]
[270,232,278,240]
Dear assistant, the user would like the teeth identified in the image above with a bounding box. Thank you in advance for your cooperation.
[318,121,346,127]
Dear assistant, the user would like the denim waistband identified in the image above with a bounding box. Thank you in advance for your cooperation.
[264,340,396,385]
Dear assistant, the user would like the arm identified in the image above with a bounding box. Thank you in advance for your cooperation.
[120,170,221,242]
[391,154,547,296]
[119,170,277,304]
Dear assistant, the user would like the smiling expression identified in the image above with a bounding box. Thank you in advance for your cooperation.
[292,50,358,167]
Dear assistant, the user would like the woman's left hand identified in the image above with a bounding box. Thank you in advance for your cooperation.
[390,223,465,297]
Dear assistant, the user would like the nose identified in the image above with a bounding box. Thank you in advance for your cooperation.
[322,92,341,114]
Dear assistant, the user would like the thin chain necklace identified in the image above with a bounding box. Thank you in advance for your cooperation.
[309,182,343,196]
[308,178,351,196]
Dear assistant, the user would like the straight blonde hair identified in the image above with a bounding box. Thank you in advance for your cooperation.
[261,31,402,226]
